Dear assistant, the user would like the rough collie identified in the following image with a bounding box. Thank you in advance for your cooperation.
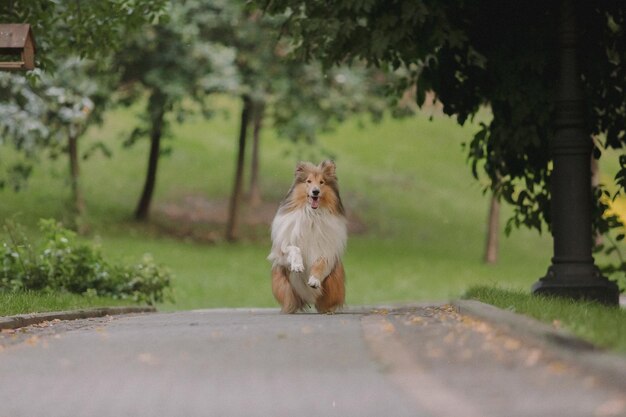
[268,160,347,313]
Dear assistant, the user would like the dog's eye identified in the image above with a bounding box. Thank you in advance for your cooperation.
[320,180,325,185]
[306,180,312,183]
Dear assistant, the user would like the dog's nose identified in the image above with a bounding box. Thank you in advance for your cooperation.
[312,188,320,196]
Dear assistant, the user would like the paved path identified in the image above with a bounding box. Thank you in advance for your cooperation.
[0,305,624,417]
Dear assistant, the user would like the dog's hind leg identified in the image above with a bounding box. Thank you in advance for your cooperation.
[315,261,345,314]
[272,265,305,313]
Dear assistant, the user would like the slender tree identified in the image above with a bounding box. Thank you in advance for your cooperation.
[484,194,500,264]
[114,0,238,221]
[134,92,169,220]
[226,95,253,241]
[0,58,113,231]
[43,59,113,229]
[247,101,265,207]
[483,171,502,264]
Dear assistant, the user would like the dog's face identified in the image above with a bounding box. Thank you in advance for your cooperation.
[291,160,343,214]
[303,171,326,209]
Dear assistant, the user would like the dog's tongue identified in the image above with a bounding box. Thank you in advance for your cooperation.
[311,197,320,209]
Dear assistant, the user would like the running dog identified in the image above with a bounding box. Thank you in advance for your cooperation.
[268,160,347,313]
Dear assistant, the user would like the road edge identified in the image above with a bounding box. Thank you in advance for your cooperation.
[0,306,156,330]
[452,299,626,392]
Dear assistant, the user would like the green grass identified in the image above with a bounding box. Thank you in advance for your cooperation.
[1,95,619,312]
[0,291,133,317]
[464,286,626,353]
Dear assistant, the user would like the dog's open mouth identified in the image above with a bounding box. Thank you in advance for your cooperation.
[310,196,320,209]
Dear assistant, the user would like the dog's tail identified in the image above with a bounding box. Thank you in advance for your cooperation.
[315,261,345,313]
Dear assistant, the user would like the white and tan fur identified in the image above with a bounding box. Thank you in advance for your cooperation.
[268,160,347,313]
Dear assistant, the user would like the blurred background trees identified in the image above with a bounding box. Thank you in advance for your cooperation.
[0,0,403,237]
[0,0,625,305]
[0,0,168,210]
[113,0,239,221]
[260,0,626,272]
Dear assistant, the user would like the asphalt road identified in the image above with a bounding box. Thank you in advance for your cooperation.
[0,305,624,417]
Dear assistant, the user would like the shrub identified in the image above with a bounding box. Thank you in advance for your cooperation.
[0,219,172,304]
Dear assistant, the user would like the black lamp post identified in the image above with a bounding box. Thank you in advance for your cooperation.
[531,0,619,305]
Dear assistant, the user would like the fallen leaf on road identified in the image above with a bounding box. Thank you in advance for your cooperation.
[547,361,569,375]
[24,336,39,346]
[426,347,444,358]
[473,322,493,334]
[405,316,424,325]
[138,352,159,365]
[441,304,457,314]
[594,398,626,417]
[503,338,521,351]
[524,349,542,367]
[382,322,396,333]
[95,327,109,340]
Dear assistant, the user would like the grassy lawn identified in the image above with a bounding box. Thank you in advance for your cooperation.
[0,291,133,317]
[464,286,626,353]
[1,95,621,313]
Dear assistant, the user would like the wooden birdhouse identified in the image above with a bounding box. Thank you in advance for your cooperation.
[0,24,35,71]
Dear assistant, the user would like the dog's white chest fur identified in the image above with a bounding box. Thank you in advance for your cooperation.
[269,207,347,271]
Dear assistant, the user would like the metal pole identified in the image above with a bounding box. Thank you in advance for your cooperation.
[531,0,619,305]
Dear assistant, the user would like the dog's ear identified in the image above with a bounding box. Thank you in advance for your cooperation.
[320,160,336,178]
[295,162,308,180]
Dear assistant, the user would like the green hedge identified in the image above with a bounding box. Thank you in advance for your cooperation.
[1,220,172,304]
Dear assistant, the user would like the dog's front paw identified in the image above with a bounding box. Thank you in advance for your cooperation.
[286,246,304,272]
[290,260,304,273]
[307,276,321,289]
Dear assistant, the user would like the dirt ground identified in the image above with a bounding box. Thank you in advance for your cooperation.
[153,194,367,243]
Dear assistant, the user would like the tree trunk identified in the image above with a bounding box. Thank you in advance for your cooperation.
[484,192,500,264]
[248,101,265,207]
[68,131,85,222]
[135,94,166,221]
[225,95,253,241]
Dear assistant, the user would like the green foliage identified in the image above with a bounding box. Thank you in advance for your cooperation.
[114,0,239,153]
[115,1,239,112]
[0,220,172,304]
[271,61,399,144]
[0,59,115,194]
[0,0,168,70]
[0,0,167,191]
[261,0,626,277]
[0,73,48,190]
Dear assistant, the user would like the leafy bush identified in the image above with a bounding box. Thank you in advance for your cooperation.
[0,220,172,304]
